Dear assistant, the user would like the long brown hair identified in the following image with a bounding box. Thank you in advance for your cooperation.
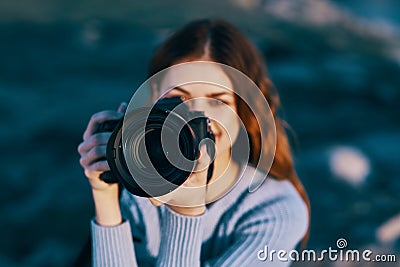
[148,19,310,246]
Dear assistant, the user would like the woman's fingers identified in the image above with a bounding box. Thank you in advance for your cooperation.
[84,160,114,191]
[78,132,111,155]
[79,145,107,168]
[86,160,110,173]
[83,110,123,140]
[78,103,127,192]
[117,102,127,113]
[80,102,126,170]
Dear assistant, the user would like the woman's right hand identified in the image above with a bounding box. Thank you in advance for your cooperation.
[78,102,126,191]
[77,102,127,226]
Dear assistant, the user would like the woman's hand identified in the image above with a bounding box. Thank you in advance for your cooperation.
[78,102,127,226]
[78,102,126,191]
[149,146,211,216]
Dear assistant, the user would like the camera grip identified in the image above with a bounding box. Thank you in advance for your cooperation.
[99,171,119,184]
[95,119,121,184]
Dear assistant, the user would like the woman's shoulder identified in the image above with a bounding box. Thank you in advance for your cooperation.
[237,164,304,203]
[230,164,309,236]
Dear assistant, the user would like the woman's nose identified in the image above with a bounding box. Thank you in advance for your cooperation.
[187,98,207,112]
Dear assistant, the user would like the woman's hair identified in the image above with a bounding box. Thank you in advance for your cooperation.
[148,19,310,245]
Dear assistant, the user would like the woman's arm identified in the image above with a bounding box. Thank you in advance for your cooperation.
[91,219,137,267]
[91,190,142,267]
[78,103,139,266]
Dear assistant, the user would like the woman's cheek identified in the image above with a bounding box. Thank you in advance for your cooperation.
[211,114,240,155]
[225,116,240,147]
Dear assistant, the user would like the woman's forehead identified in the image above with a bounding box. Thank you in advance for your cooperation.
[159,62,233,94]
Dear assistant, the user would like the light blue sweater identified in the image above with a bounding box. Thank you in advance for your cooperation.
[91,164,309,266]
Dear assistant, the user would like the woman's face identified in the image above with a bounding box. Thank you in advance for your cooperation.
[154,63,241,160]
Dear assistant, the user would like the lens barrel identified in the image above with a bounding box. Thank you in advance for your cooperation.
[102,97,214,197]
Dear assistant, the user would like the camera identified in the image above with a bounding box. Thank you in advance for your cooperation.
[96,96,215,197]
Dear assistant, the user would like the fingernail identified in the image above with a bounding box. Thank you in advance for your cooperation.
[118,102,128,112]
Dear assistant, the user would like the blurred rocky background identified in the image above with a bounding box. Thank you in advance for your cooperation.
[0,0,399,266]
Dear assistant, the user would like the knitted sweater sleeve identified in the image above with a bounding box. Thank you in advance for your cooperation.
[90,190,140,267]
[90,190,208,267]
[91,219,137,267]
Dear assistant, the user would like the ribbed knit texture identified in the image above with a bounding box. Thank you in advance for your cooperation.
[91,164,309,267]
[156,208,205,267]
[91,219,136,267]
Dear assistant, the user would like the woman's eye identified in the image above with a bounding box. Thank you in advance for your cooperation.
[167,93,187,101]
[209,99,224,106]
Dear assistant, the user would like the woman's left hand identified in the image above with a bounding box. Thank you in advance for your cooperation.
[148,145,211,216]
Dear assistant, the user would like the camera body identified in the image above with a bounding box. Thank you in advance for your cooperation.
[96,96,215,197]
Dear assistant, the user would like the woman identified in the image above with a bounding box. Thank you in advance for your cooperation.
[78,19,310,266]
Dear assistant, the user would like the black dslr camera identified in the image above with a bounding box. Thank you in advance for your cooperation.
[96,96,215,197]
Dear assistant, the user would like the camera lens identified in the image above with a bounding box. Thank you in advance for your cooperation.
[120,108,198,197]
[145,128,170,170]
